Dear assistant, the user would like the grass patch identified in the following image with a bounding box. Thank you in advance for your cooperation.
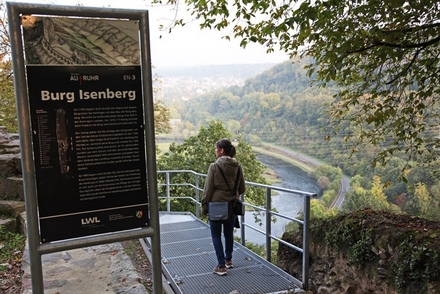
[262,168,282,184]
[236,237,279,264]
[0,225,25,272]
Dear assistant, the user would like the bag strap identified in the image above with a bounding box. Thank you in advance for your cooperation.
[216,164,240,199]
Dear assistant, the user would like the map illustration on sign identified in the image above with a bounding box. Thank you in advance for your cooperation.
[22,15,140,65]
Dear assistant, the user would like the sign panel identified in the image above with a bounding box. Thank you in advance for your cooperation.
[23,16,149,243]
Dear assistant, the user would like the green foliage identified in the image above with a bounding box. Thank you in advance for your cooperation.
[176,60,336,146]
[309,209,440,292]
[408,183,431,218]
[320,190,335,208]
[0,225,26,272]
[309,164,342,208]
[390,232,440,292]
[0,4,17,132]
[0,60,17,133]
[343,186,367,212]
[311,213,376,266]
[310,198,337,219]
[239,237,279,265]
[311,164,342,183]
[343,176,395,213]
[347,227,375,265]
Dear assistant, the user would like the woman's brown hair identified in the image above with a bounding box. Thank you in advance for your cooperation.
[216,138,236,158]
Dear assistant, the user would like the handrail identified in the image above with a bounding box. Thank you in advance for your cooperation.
[156,169,317,290]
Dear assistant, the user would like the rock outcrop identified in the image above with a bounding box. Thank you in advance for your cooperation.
[0,200,25,234]
[277,209,440,294]
[0,126,25,235]
[0,126,23,201]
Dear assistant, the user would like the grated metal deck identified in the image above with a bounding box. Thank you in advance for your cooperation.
[153,213,303,294]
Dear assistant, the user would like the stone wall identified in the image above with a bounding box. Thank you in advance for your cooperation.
[0,126,23,201]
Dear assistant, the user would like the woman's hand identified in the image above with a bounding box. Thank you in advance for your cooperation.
[202,203,209,215]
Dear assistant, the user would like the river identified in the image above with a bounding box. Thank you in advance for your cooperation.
[235,152,321,245]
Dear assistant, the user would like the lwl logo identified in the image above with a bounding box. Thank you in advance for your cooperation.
[81,216,101,225]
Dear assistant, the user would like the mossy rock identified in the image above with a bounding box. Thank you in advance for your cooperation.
[0,200,25,234]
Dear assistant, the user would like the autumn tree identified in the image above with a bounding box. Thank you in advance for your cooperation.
[317,176,330,191]
[406,183,432,219]
[157,0,440,172]
[369,176,391,211]
[0,2,16,132]
[343,186,370,212]
[343,176,400,212]
[310,198,337,220]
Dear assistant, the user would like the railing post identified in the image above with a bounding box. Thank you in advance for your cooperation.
[195,174,200,218]
[240,193,245,246]
[265,187,272,262]
[166,171,171,212]
[302,194,310,290]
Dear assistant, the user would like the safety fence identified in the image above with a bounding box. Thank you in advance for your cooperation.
[157,170,317,290]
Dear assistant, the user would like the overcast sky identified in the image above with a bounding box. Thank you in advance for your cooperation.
[147,17,289,68]
[12,0,289,68]
[146,4,289,68]
[117,0,289,68]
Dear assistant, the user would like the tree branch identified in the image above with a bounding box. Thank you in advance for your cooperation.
[386,48,422,85]
[348,33,440,54]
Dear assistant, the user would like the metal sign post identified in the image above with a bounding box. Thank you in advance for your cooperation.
[7,2,162,293]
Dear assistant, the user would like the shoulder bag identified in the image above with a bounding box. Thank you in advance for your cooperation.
[208,201,230,221]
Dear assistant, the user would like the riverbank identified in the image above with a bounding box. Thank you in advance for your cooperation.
[252,144,320,172]
[239,148,321,245]
[255,143,349,209]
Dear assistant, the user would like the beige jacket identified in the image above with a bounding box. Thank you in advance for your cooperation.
[201,156,246,215]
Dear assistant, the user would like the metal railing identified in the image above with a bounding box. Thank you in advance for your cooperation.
[157,170,317,290]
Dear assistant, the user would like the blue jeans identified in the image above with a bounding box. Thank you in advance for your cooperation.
[209,215,236,267]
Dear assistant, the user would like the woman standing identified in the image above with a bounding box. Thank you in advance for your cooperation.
[202,138,246,276]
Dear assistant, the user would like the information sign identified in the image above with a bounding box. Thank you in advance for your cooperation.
[23,16,149,242]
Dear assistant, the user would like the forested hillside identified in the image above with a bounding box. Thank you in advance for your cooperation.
[160,59,440,221]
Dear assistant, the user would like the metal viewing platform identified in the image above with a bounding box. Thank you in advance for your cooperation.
[146,213,304,294]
